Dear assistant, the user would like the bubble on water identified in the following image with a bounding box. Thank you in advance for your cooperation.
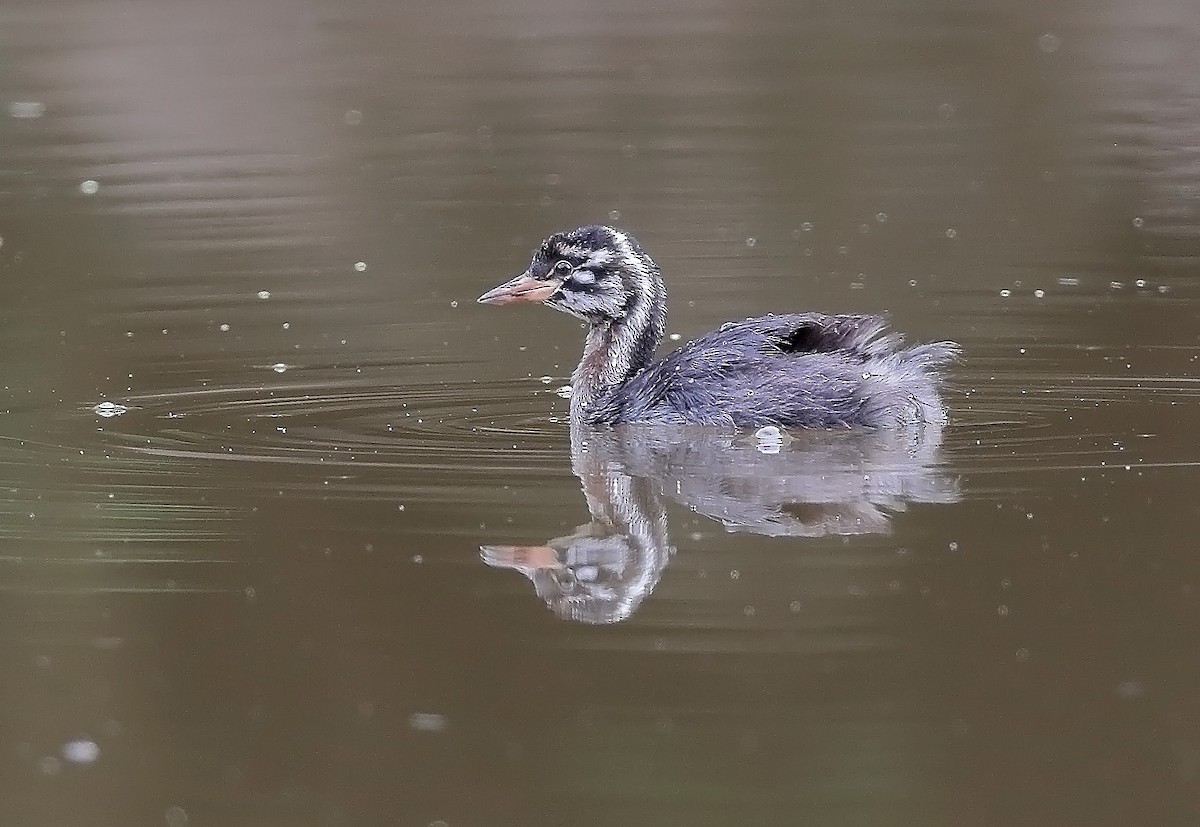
[1033,289,1045,298]
[539,375,554,384]
[93,401,129,418]
[622,143,637,157]
[79,179,99,195]
[669,332,681,341]
[875,212,888,223]
[999,289,1011,298]
[344,109,363,125]
[800,221,813,232]
[1038,32,1061,53]
[949,541,959,551]
[997,604,1010,617]
[1134,279,1147,288]
[1109,281,1124,290]
[1131,216,1144,228]
[282,322,290,329]
[754,425,784,454]
[354,261,367,272]
[729,569,740,580]
[450,300,458,308]
[608,209,621,221]
[61,739,100,764]
[408,712,447,732]
[555,385,572,398]
[271,363,288,373]
[8,101,46,119]
[789,600,802,612]
[945,228,958,239]
[908,279,918,287]
[219,323,230,332]
[1157,284,1169,294]
[743,605,756,616]
[164,806,189,827]
[745,237,756,247]
[256,290,271,300]
[1016,647,1032,661]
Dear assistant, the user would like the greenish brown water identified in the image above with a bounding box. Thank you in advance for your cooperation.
[3,1,1200,825]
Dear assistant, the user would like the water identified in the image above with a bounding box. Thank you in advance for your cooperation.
[3,0,1200,824]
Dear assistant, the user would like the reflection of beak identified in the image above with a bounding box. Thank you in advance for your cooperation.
[480,544,561,574]
[477,271,558,305]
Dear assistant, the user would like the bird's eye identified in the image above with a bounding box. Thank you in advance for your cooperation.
[553,260,573,275]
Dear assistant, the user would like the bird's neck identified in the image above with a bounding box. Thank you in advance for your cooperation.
[571,277,666,420]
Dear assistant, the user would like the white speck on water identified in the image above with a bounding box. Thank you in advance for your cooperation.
[219,323,230,332]
[1157,284,1169,294]
[729,569,740,580]
[555,385,572,398]
[8,101,46,119]
[1038,32,1061,53]
[1057,276,1080,286]
[93,401,129,418]
[344,109,363,125]
[354,261,367,272]
[745,237,756,247]
[1034,289,1045,298]
[999,289,1011,297]
[282,322,290,329]
[875,212,888,223]
[271,363,288,373]
[908,279,918,287]
[79,179,99,195]
[256,290,271,300]
[669,332,681,341]
[945,228,958,239]
[1135,279,1147,288]
[539,375,554,384]
[608,209,621,221]
[61,739,100,764]
[1110,281,1124,290]
[1131,216,1144,228]
[789,600,802,612]
[949,541,959,551]
[408,712,447,732]
[754,425,784,454]
[449,300,458,308]
[800,221,814,232]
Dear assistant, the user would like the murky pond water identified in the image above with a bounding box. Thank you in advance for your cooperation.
[4,0,1200,824]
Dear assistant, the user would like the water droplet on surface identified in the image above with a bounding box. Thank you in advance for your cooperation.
[271,363,288,374]
[8,101,46,119]
[999,289,1011,298]
[354,261,367,272]
[668,332,681,341]
[93,401,129,418]
[1038,32,1061,53]
[1033,289,1045,298]
[61,739,100,764]
[79,179,99,195]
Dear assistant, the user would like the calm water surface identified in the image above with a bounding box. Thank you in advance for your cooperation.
[3,1,1200,825]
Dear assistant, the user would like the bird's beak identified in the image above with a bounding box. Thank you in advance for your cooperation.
[477,271,558,306]
[480,544,561,574]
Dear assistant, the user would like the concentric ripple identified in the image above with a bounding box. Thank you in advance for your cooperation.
[94,375,574,474]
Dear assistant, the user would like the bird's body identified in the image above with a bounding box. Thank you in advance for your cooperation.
[478,225,959,429]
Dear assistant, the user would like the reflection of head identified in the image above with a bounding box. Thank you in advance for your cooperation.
[482,522,670,625]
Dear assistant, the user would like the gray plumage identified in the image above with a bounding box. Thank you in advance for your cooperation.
[478,225,960,429]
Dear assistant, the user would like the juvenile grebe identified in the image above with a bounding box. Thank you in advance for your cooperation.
[478,225,959,428]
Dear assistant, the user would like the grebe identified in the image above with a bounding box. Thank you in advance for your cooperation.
[478,225,959,428]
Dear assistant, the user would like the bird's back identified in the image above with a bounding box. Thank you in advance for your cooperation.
[585,313,958,428]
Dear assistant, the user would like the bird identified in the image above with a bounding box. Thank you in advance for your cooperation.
[477,225,960,428]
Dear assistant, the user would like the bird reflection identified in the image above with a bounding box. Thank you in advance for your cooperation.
[482,423,958,624]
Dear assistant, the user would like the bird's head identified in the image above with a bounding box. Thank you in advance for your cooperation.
[478,225,661,325]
